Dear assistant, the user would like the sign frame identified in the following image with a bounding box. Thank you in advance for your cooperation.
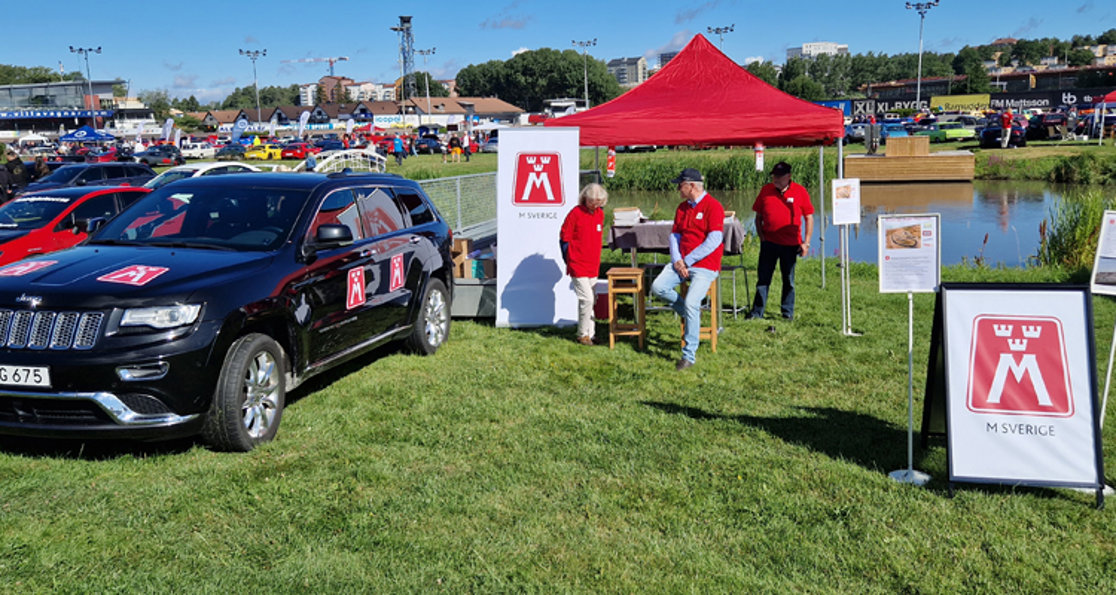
[1089,209,1116,296]
[940,283,1104,504]
[831,178,861,226]
[878,213,940,294]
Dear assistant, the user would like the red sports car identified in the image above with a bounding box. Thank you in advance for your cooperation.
[0,186,150,266]
[280,142,321,160]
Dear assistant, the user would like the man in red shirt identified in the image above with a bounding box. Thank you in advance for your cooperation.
[560,183,608,345]
[748,161,814,321]
[651,168,724,371]
[1000,109,1014,149]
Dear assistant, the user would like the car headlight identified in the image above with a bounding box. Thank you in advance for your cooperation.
[121,304,202,329]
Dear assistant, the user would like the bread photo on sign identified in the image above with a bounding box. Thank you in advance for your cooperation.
[834,184,853,199]
[886,224,922,249]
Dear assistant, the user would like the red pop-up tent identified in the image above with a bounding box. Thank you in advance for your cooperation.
[544,34,844,147]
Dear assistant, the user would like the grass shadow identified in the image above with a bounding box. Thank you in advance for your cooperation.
[0,435,195,460]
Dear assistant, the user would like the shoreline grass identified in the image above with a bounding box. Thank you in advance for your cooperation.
[1,248,1112,591]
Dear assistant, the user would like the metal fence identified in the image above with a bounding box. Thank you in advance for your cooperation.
[418,172,496,233]
[417,169,602,233]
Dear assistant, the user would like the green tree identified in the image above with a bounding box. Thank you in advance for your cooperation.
[782,75,826,101]
[1068,48,1097,67]
[112,84,126,97]
[0,64,79,84]
[174,114,203,133]
[1011,39,1045,65]
[454,49,621,111]
[413,72,450,97]
[745,61,778,86]
[139,89,172,121]
[952,46,992,93]
[172,95,201,112]
[314,84,327,106]
[1098,28,1116,45]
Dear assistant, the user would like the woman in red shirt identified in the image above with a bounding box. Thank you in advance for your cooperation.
[560,183,608,345]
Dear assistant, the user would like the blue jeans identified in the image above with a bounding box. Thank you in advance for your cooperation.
[651,265,718,363]
[751,241,798,319]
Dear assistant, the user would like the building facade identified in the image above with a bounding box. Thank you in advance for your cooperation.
[786,42,849,61]
[607,57,648,87]
[0,79,121,134]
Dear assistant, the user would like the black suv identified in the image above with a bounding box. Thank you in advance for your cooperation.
[133,145,186,167]
[0,172,453,451]
[17,162,156,196]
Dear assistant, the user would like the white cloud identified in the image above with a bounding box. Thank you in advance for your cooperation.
[743,56,763,65]
[172,75,198,88]
[643,30,692,63]
[511,47,529,57]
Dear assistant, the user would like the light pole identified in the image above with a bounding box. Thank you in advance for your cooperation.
[572,39,597,110]
[239,48,267,125]
[416,48,435,127]
[69,46,101,126]
[906,1,939,113]
[706,24,734,49]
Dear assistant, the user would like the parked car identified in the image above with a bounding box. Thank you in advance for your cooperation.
[979,122,1028,148]
[414,137,443,154]
[142,162,260,190]
[480,137,499,153]
[1026,112,1069,141]
[314,139,346,152]
[915,122,976,142]
[244,144,284,160]
[0,172,453,451]
[844,123,868,143]
[84,146,119,163]
[0,186,150,266]
[134,145,186,167]
[215,144,248,161]
[280,142,321,160]
[879,123,909,144]
[181,142,217,160]
[17,162,156,196]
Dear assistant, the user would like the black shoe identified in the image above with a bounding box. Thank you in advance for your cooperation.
[782,314,794,320]
[675,359,694,371]
[745,313,762,320]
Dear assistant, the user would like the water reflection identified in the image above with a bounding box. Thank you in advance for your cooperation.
[607,181,1067,267]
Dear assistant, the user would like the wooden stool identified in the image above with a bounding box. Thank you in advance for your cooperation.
[679,278,719,353]
[607,267,646,349]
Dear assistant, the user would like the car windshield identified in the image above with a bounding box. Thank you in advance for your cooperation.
[144,169,198,190]
[0,194,74,230]
[37,165,83,184]
[92,185,309,251]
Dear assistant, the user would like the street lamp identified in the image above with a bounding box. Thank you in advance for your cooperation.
[706,25,734,49]
[416,48,435,126]
[572,39,597,110]
[69,46,101,126]
[906,1,939,112]
[239,48,267,125]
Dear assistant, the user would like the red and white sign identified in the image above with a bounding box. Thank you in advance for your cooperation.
[96,265,169,286]
[346,267,365,310]
[606,147,616,178]
[967,316,1073,417]
[943,287,1102,488]
[513,152,564,206]
[0,260,57,277]
[389,253,404,292]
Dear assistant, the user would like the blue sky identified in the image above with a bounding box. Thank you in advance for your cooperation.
[7,0,1113,103]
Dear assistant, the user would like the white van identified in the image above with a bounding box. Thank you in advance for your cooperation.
[181,142,216,159]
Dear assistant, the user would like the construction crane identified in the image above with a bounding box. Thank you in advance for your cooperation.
[280,56,349,76]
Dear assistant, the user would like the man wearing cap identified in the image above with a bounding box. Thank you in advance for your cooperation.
[748,161,814,321]
[651,168,724,371]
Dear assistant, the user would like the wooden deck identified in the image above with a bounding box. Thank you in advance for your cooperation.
[844,151,975,182]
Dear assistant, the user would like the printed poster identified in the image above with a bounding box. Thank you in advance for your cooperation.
[831,178,861,226]
[878,213,940,293]
[942,286,1103,488]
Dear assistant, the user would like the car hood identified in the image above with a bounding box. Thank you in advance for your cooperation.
[0,246,276,309]
[20,181,63,194]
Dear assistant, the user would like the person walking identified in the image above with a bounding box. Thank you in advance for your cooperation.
[747,161,814,321]
[650,168,724,371]
[560,183,608,345]
[392,134,405,166]
[461,131,472,162]
[448,134,462,163]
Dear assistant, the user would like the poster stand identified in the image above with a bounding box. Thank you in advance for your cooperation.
[832,179,861,337]
[889,290,930,486]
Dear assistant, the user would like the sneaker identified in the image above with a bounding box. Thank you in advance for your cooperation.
[675,358,694,371]
[577,336,594,346]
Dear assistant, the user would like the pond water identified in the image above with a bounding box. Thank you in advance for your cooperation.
[608,181,1077,267]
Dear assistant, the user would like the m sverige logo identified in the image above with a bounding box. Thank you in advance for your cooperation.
[966,315,1073,417]
[513,153,564,206]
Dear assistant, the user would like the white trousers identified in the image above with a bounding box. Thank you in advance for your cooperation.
[571,277,596,339]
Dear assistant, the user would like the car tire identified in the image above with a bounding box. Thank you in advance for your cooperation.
[202,333,286,452]
[407,278,450,355]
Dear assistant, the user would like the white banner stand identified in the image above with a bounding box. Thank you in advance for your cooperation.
[879,213,941,486]
[832,178,861,337]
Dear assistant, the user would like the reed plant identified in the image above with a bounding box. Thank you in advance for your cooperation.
[1037,187,1114,274]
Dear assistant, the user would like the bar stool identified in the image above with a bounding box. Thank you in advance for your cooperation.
[679,278,719,353]
[607,267,646,349]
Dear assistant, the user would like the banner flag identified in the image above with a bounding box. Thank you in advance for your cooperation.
[161,118,173,140]
[298,111,310,139]
[135,122,144,143]
[230,118,249,144]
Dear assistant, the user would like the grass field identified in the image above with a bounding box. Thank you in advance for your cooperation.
[1,245,1113,591]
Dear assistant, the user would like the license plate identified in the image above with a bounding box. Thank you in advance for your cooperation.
[0,365,51,388]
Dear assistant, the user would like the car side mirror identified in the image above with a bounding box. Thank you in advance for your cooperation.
[75,216,106,235]
[76,178,87,186]
[314,223,354,245]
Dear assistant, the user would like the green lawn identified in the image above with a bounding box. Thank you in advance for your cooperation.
[1,247,1113,591]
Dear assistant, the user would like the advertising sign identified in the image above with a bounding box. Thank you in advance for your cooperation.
[942,286,1104,490]
[831,178,861,226]
[878,213,940,293]
[930,94,990,113]
[495,128,580,328]
[1089,210,1116,296]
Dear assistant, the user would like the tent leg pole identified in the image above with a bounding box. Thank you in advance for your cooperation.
[818,145,826,290]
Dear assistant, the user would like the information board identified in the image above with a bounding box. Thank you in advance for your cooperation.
[878,213,940,294]
[831,178,861,226]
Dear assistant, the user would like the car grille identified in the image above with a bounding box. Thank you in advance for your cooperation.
[0,310,104,350]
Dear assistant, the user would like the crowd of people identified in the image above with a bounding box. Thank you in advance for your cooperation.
[561,162,814,371]
[0,148,51,201]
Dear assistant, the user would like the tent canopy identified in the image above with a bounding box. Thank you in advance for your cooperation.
[59,125,115,142]
[544,34,844,147]
[1100,89,1116,104]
